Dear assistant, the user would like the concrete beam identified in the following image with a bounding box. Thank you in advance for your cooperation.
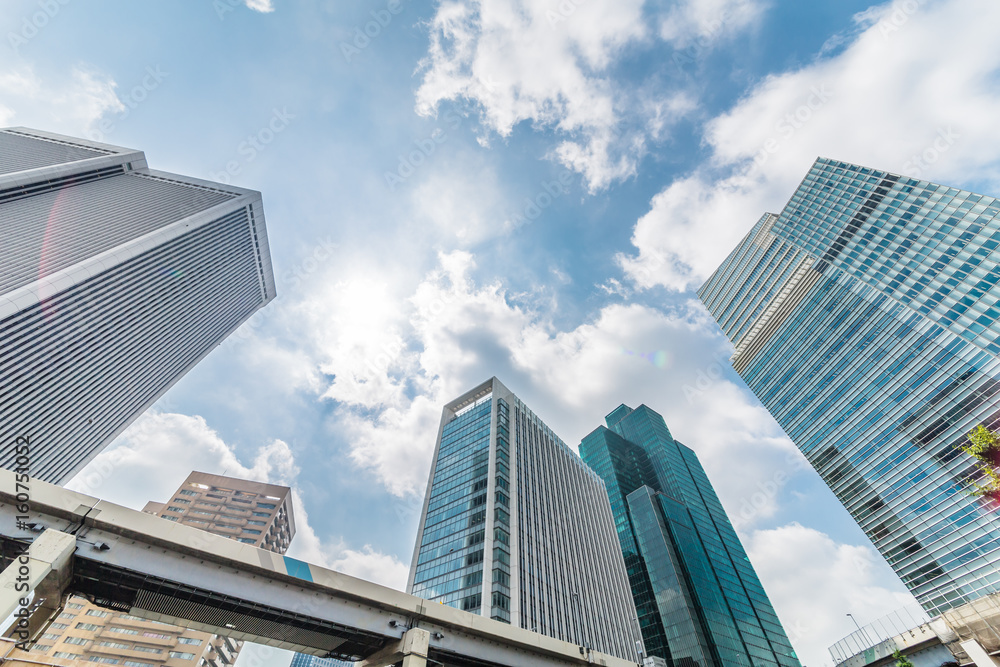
[0,529,75,644]
[960,639,1000,667]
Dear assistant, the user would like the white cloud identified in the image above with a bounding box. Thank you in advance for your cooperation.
[660,0,768,47]
[68,412,407,589]
[621,0,1000,292]
[0,65,124,138]
[415,0,705,191]
[747,524,916,667]
[244,0,275,12]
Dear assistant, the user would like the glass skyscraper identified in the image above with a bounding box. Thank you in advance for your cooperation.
[0,127,276,484]
[699,157,1000,615]
[580,404,800,667]
[407,377,642,661]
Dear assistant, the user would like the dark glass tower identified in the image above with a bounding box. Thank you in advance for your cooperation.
[698,158,1000,615]
[580,404,800,667]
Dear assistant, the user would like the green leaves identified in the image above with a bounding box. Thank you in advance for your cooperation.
[960,425,1000,498]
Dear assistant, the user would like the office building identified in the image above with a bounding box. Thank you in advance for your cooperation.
[580,404,801,667]
[0,127,276,484]
[407,378,642,661]
[699,158,1000,614]
[288,652,352,667]
[29,472,295,667]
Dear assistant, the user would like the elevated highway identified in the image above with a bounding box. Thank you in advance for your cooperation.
[0,469,639,667]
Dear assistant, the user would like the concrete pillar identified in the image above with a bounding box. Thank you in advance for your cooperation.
[0,530,76,644]
[961,639,1000,667]
[358,627,429,667]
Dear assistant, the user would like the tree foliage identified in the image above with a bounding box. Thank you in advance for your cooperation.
[892,649,914,667]
[960,425,1000,499]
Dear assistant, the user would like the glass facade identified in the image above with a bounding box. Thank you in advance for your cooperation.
[581,405,801,667]
[408,378,642,661]
[699,158,1000,614]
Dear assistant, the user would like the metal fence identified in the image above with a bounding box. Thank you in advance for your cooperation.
[828,604,931,664]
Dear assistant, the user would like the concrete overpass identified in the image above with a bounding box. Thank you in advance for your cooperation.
[0,469,640,667]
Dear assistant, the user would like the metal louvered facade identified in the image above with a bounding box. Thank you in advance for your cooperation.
[407,377,643,662]
[698,158,1000,615]
[0,127,276,484]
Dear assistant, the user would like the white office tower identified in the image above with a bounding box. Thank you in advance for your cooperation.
[407,377,642,661]
[0,127,276,484]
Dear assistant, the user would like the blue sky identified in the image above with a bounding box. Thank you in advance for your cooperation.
[5,1,1000,665]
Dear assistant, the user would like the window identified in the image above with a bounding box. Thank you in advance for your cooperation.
[67,603,84,610]
[172,498,190,504]
[124,662,155,667]
[237,538,256,544]
[256,503,276,509]
[247,520,265,526]
[192,510,213,516]
[64,636,90,645]
[132,646,162,654]
[54,652,82,659]
[243,529,261,535]
[107,627,139,635]
[34,645,51,652]
[179,490,197,496]
[89,657,120,664]
[86,609,110,617]
[97,641,131,649]
[169,652,196,660]
[176,638,201,646]
[252,512,269,518]
[142,632,171,640]
[58,613,75,620]
[74,624,99,632]
[166,506,184,513]
[51,623,68,630]
[41,633,60,640]
[163,516,179,522]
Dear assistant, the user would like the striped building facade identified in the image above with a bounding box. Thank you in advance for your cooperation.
[407,378,642,661]
[699,158,1000,614]
[0,127,275,484]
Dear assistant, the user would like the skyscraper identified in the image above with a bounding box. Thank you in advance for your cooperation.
[29,472,295,667]
[580,404,801,667]
[699,157,1000,615]
[407,377,642,661]
[0,127,276,484]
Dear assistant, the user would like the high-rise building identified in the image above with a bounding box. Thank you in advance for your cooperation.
[28,472,295,667]
[0,127,276,484]
[407,378,642,661]
[288,652,352,667]
[580,404,801,667]
[698,157,1000,615]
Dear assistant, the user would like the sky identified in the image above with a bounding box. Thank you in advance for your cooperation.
[4,0,1000,665]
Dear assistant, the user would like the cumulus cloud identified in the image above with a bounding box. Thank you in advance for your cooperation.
[415,0,716,191]
[0,65,124,138]
[747,524,916,667]
[68,412,407,589]
[660,0,768,47]
[244,0,275,12]
[621,0,1000,292]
